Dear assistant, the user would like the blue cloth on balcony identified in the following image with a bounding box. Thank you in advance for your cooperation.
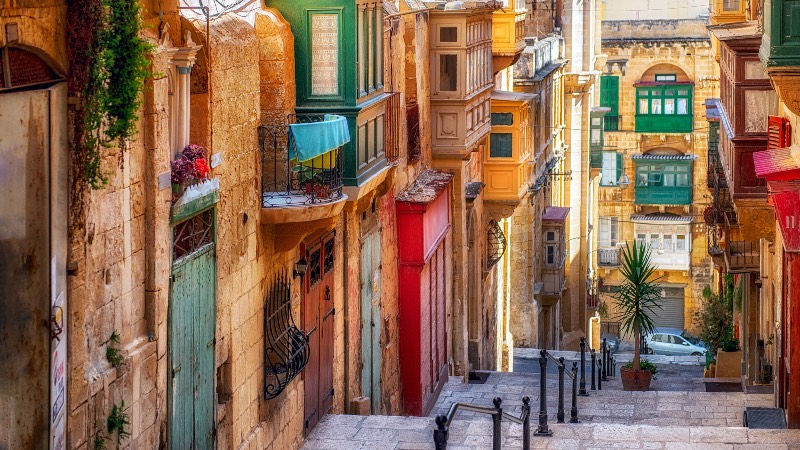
[288,114,350,163]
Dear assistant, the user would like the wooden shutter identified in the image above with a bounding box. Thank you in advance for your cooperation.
[768,115,791,149]
[600,75,620,116]
[616,152,623,183]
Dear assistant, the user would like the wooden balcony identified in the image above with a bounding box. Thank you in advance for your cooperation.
[491,3,526,73]
[725,240,760,273]
[483,90,534,203]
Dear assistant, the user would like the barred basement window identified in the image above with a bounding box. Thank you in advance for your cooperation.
[486,220,507,269]
[264,272,309,399]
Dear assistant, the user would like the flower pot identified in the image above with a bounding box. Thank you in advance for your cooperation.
[620,367,653,391]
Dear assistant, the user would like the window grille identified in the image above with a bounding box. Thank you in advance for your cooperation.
[264,272,309,399]
[486,220,507,269]
[172,209,214,261]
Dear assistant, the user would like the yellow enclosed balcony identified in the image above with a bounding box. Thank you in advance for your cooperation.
[484,91,534,203]
[492,0,526,73]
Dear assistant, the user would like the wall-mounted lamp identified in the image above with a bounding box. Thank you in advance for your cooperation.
[617,173,631,190]
[293,257,308,279]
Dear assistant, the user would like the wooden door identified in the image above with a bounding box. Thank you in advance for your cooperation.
[169,210,216,449]
[361,228,382,413]
[304,232,336,434]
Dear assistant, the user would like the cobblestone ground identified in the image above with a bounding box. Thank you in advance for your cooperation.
[302,352,799,449]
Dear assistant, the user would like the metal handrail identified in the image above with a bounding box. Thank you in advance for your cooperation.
[544,352,576,380]
[434,397,531,450]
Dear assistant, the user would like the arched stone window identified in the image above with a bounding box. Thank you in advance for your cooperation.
[0,46,63,91]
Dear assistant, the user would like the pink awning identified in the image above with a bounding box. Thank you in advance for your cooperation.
[754,145,800,182]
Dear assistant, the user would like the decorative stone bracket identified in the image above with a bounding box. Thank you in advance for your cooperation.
[768,67,800,117]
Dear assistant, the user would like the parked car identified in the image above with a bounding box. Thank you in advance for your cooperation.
[645,329,707,356]
[601,333,620,353]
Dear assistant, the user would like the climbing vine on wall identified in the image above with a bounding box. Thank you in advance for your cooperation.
[68,0,153,189]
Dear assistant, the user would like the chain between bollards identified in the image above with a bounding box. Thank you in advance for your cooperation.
[579,337,588,396]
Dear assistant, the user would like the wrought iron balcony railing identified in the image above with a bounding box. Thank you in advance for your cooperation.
[259,116,345,208]
[598,247,621,267]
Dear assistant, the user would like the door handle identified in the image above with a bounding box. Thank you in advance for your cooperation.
[172,365,182,377]
[325,285,331,302]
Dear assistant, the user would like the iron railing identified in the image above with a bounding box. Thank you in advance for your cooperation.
[433,397,532,450]
[259,115,345,208]
[727,240,759,272]
[263,272,309,399]
[598,247,621,266]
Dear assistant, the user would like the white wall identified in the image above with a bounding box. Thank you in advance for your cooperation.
[602,0,709,20]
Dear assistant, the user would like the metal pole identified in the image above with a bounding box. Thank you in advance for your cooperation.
[534,350,553,436]
[570,362,579,423]
[557,357,565,423]
[602,338,609,381]
[434,415,448,450]
[579,337,588,396]
[492,397,503,450]
[597,357,602,390]
[522,396,531,450]
[590,349,596,390]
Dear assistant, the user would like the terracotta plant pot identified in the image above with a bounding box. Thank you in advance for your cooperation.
[620,367,653,391]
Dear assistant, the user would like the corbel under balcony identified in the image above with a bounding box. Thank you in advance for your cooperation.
[766,68,800,118]
[564,71,599,95]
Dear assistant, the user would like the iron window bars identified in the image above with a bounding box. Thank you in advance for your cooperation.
[486,220,507,269]
[264,272,309,399]
[259,115,345,207]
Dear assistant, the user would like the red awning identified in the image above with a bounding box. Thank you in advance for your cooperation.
[772,188,800,253]
[754,145,800,182]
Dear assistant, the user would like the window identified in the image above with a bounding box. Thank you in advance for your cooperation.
[491,113,514,126]
[546,245,556,265]
[546,231,556,242]
[601,152,621,186]
[636,233,646,246]
[439,54,458,91]
[440,26,458,43]
[722,0,740,11]
[663,234,673,251]
[490,133,513,158]
[636,86,692,116]
[655,74,677,81]
[311,13,340,96]
[768,115,792,149]
[599,217,619,248]
[676,234,687,251]
[356,4,384,98]
[600,75,620,131]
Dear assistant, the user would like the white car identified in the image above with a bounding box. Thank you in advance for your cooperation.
[645,329,707,356]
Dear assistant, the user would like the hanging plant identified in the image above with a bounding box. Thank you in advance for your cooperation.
[70,0,154,189]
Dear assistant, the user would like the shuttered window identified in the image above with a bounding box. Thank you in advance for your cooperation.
[600,75,620,131]
[599,217,619,248]
[767,115,791,149]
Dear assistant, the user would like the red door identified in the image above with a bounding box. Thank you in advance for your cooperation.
[303,232,335,434]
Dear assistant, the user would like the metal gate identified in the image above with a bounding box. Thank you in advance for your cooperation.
[361,228,382,413]
[304,232,336,434]
[169,209,216,449]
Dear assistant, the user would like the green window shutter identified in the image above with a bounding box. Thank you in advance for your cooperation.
[600,75,619,115]
[616,153,623,182]
[490,133,513,157]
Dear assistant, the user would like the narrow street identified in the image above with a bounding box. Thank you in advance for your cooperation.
[302,354,800,449]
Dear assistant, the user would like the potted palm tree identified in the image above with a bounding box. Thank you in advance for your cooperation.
[614,241,662,391]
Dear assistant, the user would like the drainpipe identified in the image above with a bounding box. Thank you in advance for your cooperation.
[343,212,350,412]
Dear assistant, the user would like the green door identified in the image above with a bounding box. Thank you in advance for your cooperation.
[169,210,216,449]
[360,228,382,413]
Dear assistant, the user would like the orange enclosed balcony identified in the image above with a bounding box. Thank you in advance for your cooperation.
[491,0,526,73]
[483,91,534,203]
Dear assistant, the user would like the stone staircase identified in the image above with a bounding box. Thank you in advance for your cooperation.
[301,359,800,449]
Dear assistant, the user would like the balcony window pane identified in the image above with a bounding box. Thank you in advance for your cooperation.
[602,152,617,185]
[723,0,740,11]
[648,173,663,186]
[440,54,458,91]
[664,98,675,114]
[650,235,660,250]
[636,234,646,246]
[636,167,649,185]
[676,234,687,251]
[547,245,555,264]
[664,234,673,251]
[651,99,662,114]
[440,26,458,43]
[591,128,601,145]
[655,74,677,81]
[677,173,689,186]
[639,98,649,114]
[491,113,514,126]
[490,133,513,157]
[547,231,556,242]
[665,89,676,96]
[664,173,675,186]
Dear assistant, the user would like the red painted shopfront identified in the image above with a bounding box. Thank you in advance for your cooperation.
[396,170,454,416]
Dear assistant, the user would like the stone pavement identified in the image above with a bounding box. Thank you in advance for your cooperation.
[301,354,797,449]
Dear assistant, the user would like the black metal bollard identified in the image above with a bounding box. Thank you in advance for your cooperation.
[434,415,449,450]
[590,349,596,390]
[597,357,602,390]
[602,338,609,382]
[557,357,565,423]
[492,397,502,450]
[570,362,579,423]
[522,396,531,450]
[534,350,553,436]
[579,337,588,396]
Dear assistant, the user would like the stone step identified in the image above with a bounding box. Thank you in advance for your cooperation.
[302,414,800,449]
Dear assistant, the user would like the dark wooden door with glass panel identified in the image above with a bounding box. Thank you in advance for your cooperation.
[303,232,336,434]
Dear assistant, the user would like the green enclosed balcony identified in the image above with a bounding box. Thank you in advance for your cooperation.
[635,83,693,133]
[633,154,696,205]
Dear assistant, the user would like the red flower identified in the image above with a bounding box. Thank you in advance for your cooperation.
[194,157,210,179]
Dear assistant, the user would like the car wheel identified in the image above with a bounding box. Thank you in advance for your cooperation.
[691,352,702,356]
